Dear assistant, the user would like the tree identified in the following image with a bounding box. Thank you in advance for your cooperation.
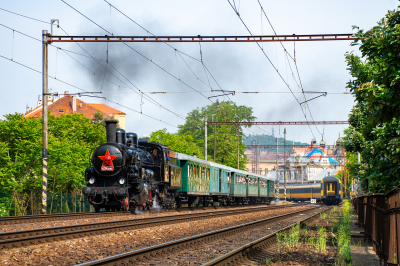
[149,129,203,157]
[174,101,255,169]
[0,113,105,215]
[91,110,120,128]
[343,7,400,193]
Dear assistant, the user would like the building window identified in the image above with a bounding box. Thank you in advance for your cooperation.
[59,109,64,113]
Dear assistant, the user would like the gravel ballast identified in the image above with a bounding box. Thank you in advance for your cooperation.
[0,206,310,265]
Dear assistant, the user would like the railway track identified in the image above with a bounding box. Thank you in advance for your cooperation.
[0,204,302,249]
[0,203,288,225]
[201,207,332,266]
[0,211,128,225]
[74,205,324,266]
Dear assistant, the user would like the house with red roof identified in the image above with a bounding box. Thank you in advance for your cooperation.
[24,91,126,129]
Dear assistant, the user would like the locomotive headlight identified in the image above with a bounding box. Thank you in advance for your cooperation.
[119,178,125,185]
[89,178,95,184]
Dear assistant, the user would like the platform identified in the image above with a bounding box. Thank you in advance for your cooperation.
[350,217,380,266]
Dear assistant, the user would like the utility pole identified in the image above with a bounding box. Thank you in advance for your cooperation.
[237,116,240,169]
[205,117,207,161]
[42,30,49,214]
[283,128,287,202]
[213,100,219,162]
[275,137,279,203]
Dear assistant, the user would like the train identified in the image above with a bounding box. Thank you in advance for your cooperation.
[278,175,342,205]
[81,120,275,212]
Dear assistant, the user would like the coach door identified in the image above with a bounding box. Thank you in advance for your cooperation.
[327,182,335,196]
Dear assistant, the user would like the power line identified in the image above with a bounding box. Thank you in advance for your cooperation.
[0,9,187,120]
[103,0,232,101]
[256,0,323,137]
[0,21,187,120]
[0,53,178,128]
[226,0,316,139]
[61,0,213,103]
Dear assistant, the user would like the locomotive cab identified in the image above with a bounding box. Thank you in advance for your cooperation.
[321,175,342,205]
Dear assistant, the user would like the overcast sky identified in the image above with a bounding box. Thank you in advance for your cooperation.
[0,0,398,145]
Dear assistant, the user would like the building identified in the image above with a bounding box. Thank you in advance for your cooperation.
[244,150,289,175]
[276,138,343,183]
[24,92,126,129]
[247,137,344,183]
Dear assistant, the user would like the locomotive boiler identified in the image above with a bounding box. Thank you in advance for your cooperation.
[82,120,181,212]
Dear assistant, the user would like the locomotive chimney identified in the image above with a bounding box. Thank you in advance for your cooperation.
[105,120,118,143]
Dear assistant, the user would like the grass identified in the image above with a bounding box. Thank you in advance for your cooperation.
[275,202,353,264]
[334,200,352,264]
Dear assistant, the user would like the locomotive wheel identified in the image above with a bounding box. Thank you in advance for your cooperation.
[177,201,182,209]
[94,205,100,213]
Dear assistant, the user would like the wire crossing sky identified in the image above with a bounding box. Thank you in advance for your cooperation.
[0,0,397,144]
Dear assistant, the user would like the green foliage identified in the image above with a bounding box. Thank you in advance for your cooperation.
[149,129,204,158]
[278,222,301,249]
[343,7,400,193]
[152,101,256,170]
[316,226,327,251]
[0,113,105,215]
[335,200,352,264]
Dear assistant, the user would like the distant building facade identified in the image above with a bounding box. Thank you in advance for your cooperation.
[246,138,344,182]
[24,92,126,129]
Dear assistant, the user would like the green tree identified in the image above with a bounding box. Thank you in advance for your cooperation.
[343,6,400,193]
[177,101,255,169]
[0,113,105,215]
[149,129,203,157]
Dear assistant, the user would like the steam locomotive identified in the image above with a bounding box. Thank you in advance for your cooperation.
[82,120,276,212]
[82,120,177,212]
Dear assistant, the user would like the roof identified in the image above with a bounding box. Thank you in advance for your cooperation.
[24,100,53,118]
[308,168,338,181]
[87,103,126,115]
[24,95,126,119]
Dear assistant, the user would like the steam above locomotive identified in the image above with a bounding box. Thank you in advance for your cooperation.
[82,120,178,212]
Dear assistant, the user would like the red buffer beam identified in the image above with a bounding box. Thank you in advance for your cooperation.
[49,34,356,43]
[207,121,349,126]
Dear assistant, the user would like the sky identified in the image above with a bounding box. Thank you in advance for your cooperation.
[0,0,398,145]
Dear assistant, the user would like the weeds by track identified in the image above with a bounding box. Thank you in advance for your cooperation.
[74,205,321,266]
[201,206,332,266]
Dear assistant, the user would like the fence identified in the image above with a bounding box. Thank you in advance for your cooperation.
[353,185,400,266]
[0,191,93,216]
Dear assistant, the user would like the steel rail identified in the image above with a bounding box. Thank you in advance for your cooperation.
[75,206,321,266]
[201,206,332,266]
[0,205,301,249]
[0,204,278,225]
[49,34,356,43]
[0,211,128,225]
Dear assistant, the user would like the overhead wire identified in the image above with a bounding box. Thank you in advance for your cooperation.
[0,18,187,120]
[226,0,315,139]
[61,0,212,102]
[256,0,323,137]
[103,0,232,101]
[0,53,178,128]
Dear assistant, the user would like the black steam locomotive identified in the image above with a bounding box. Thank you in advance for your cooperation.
[82,120,179,212]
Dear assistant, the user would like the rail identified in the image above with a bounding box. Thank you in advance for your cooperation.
[353,185,400,265]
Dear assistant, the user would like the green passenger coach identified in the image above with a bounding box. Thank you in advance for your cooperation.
[171,151,275,207]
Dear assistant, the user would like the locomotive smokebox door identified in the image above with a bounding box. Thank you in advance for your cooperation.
[92,144,124,176]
